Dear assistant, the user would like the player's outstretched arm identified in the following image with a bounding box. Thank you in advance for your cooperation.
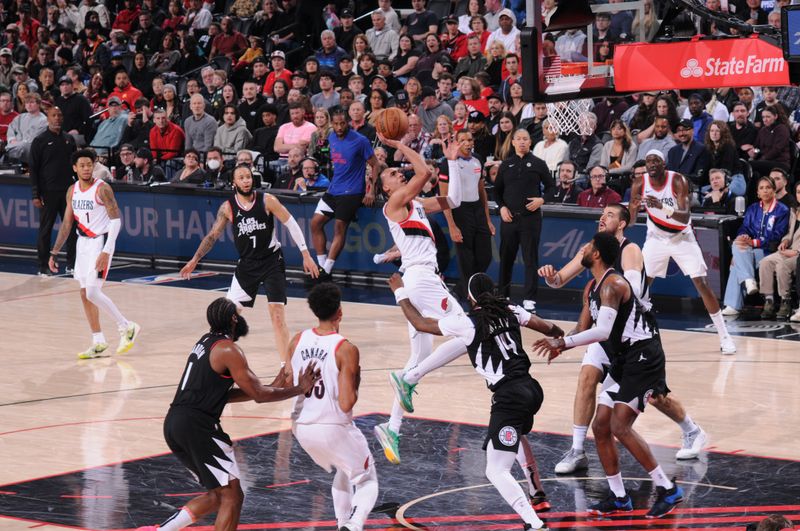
[337,341,361,413]
[421,137,463,214]
[217,341,320,403]
[48,185,76,273]
[180,201,231,279]
[538,243,588,288]
[522,314,564,338]
[265,193,320,278]
[387,273,442,335]
[379,132,432,206]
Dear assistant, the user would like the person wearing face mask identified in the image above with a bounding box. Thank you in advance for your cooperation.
[204,146,225,184]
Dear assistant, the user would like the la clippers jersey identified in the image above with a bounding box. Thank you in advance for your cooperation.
[71,179,110,238]
[616,238,651,310]
[291,328,352,425]
[642,171,691,234]
[465,306,531,392]
[229,192,279,261]
[170,333,235,421]
[385,199,437,271]
[588,269,658,360]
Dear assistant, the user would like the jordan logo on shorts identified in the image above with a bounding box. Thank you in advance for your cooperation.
[638,354,647,362]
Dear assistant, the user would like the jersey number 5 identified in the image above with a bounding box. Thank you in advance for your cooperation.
[304,379,325,399]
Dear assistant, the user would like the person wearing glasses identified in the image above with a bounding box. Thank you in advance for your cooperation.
[577,165,621,208]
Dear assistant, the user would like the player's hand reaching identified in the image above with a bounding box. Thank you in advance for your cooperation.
[532,337,566,364]
[547,323,565,339]
[297,362,321,394]
[302,252,320,278]
[387,272,404,292]
[377,132,400,149]
[180,259,197,279]
[443,136,460,161]
[538,264,557,280]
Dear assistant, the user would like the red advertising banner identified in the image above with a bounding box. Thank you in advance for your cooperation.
[614,36,789,91]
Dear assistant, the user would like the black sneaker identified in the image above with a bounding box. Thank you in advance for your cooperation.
[317,270,333,283]
[588,493,633,515]
[522,524,548,530]
[646,482,684,519]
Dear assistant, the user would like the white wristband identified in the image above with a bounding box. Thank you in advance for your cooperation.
[394,288,409,303]
[564,336,576,349]
[661,204,675,218]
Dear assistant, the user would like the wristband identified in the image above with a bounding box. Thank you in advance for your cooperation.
[661,204,675,218]
[563,336,575,349]
[394,287,409,303]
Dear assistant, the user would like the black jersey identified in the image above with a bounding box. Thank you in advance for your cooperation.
[465,309,532,392]
[588,269,658,361]
[170,333,235,421]
[229,192,279,261]
[616,238,650,307]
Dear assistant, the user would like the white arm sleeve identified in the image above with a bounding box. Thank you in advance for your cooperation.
[283,216,308,252]
[445,160,462,209]
[102,218,121,254]
[563,306,617,349]
[624,269,643,301]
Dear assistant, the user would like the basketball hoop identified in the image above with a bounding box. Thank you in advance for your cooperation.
[546,98,594,136]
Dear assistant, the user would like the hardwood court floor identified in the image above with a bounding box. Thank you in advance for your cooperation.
[1,271,798,530]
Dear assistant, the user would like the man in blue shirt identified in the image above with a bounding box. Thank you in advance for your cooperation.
[310,106,380,281]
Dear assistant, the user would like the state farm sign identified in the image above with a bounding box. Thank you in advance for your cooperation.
[614,36,789,91]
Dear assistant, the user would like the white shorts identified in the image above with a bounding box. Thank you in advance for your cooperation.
[403,265,464,321]
[74,235,111,288]
[293,422,375,480]
[643,229,708,279]
[314,197,334,217]
[581,343,610,372]
[597,373,620,410]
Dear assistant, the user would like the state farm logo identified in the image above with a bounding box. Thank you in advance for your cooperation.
[679,55,784,78]
[680,58,703,78]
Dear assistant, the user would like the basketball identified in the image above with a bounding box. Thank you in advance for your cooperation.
[374,108,409,141]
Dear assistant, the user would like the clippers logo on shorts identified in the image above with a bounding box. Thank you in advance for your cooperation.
[498,426,518,447]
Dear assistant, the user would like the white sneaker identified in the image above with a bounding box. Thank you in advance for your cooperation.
[720,336,736,355]
[117,322,141,354]
[721,306,739,316]
[676,428,708,460]
[77,342,109,359]
[523,300,536,313]
[790,309,800,322]
[554,448,589,474]
[744,278,758,295]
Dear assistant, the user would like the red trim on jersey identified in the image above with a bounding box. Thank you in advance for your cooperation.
[76,178,97,194]
[312,327,338,336]
[646,212,687,231]
[73,216,99,238]
[399,219,435,240]
[333,337,347,354]
[399,202,414,224]
[644,171,671,193]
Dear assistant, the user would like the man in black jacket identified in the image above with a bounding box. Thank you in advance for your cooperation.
[494,128,555,312]
[54,75,91,144]
[30,106,77,275]
[666,119,711,186]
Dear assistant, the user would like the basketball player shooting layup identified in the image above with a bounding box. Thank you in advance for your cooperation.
[138,298,320,531]
[48,148,141,359]
[372,132,466,465]
[389,272,563,531]
[181,165,319,364]
[628,149,736,355]
[538,205,708,475]
[288,283,379,531]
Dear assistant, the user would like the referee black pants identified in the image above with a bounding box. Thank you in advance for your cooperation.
[38,189,77,270]
[498,211,542,301]
[452,201,493,293]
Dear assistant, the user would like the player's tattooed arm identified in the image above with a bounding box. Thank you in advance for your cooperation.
[180,202,231,279]
[97,183,120,219]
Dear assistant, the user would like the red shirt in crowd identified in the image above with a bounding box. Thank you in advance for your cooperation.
[263,68,292,97]
[0,110,18,142]
[577,186,622,208]
[150,121,186,160]
[109,85,144,113]
[113,8,141,33]
[16,19,39,50]
[212,31,248,58]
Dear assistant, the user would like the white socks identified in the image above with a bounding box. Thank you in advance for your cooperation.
[92,332,106,345]
[648,465,673,489]
[709,310,731,339]
[323,258,335,274]
[678,414,699,435]
[572,425,588,452]
[317,254,327,267]
[159,507,195,531]
[388,401,404,434]
[607,472,626,498]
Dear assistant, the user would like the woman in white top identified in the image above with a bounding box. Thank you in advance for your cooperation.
[533,118,569,173]
[600,119,638,175]
[458,0,484,35]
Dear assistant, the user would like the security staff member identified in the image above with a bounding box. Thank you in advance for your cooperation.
[439,129,495,298]
[494,128,555,312]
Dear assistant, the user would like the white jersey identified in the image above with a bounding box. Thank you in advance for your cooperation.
[71,179,110,238]
[642,171,691,235]
[291,328,351,425]
[384,199,437,272]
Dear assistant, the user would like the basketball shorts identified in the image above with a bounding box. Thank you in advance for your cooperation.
[643,229,708,279]
[581,342,611,372]
[226,252,287,307]
[293,422,375,481]
[403,264,463,321]
[74,234,110,288]
[314,193,364,222]
[163,407,241,490]
[484,376,544,453]
[599,338,670,414]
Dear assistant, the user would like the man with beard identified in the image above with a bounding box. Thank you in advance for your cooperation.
[138,297,320,531]
[730,101,757,159]
[181,166,320,364]
[637,116,676,160]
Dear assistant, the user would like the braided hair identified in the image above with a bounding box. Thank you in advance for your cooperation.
[207,297,237,335]
[467,273,516,339]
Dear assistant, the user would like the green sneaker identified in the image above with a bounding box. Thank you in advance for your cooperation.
[389,371,417,413]
[373,422,401,464]
[117,322,141,354]
[77,342,109,359]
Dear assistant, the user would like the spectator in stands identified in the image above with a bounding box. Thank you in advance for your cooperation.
[239,81,267,134]
[90,96,128,156]
[593,96,628,135]
[394,114,430,164]
[567,111,603,175]
[55,75,90,142]
[273,146,304,189]
[0,48,18,88]
[162,83,182,125]
[601,119,637,176]
[264,50,292,97]
[366,12,399,62]
[577,165,622,208]
[627,92,657,134]
[759,181,800,319]
[150,107,185,161]
[754,87,789,129]
[85,72,107,113]
[316,30,347,73]
[162,0,185,31]
[404,77,423,108]
[210,17,247,60]
[453,35,486,80]
[492,111,516,163]
[214,83,239,121]
[117,143,137,178]
[308,108,332,168]
[637,116,675,160]
[701,168,738,214]
[770,168,798,209]
[121,98,154,150]
[458,0,483,34]
[378,0,402,32]
[4,25,29,66]
[109,70,143,113]
[186,0,212,35]
[392,34,420,84]
[403,0,439,47]
[203,146,224,183]
[230,0,259,18]
[533,118,569,173]
[251,104,280,165]
[348,100,376,142]
[555,29,588,62]
[486,8,519,54]
[0,90,18,146]
[275,101,316,159]
[505,81,533,124]
[337,55,356,88]
[366,88,389,121]
[703,120,739,177]
[730,100,758,159]
[184,94,217,153]
[150,34,181,74]
[310,71,340,110]
[335,10,359,53]
[6,93,45,163]
[468,14,491,52]
[437,74,458,109]
[667,119,711,184]
[683,93,713,143]
[417,86,455,134]
[722,175,789,316]
[215,105,253,159]
[172,147,205,183]
[552,160,582,204]
[749,106,792,177]
[251,0,283,42]
[294,157,330,191]
[133,146,167,183]
[137,10,164,56]
[592,12,619,42]
[425,114,454,160]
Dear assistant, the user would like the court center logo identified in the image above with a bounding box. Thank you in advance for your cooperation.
[498,426,518,447]
[680,58,703,78]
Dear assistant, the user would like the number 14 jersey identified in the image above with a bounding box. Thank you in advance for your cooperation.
[291,328,351,425]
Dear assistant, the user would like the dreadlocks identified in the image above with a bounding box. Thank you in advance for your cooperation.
[467,273,516,339]
[207,297,237,335]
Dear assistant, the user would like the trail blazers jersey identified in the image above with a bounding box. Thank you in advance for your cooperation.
[71,179,110,238]
[230,192,279,261]
[642,171,691,235]
[385,199,437,271]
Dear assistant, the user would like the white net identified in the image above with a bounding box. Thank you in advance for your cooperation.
[546,98,594,136]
